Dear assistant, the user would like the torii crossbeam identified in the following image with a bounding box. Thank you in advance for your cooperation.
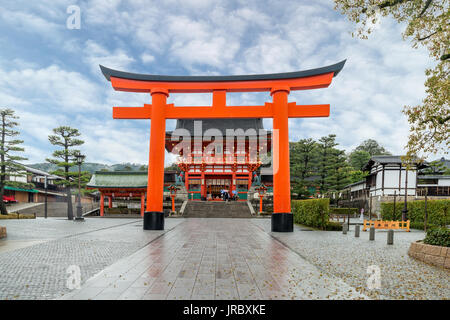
[100,60,346,231]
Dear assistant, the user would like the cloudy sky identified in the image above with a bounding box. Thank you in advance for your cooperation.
[0,0,437,165]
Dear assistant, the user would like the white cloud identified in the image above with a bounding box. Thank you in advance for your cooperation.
[141,53,155,64]
[0,64,105,112]
[83,40,135,75]
[1,0,446,166]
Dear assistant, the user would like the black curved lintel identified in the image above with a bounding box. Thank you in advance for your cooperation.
[99,60,346,83]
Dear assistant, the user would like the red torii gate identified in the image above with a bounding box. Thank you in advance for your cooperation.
[100,60,345,231]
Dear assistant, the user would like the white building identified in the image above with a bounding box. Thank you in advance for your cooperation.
[362,156,426,197]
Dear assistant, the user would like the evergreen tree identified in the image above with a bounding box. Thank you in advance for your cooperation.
[0,108,30,215]
[355,139,391,156]
[46,126,84,220]
[325,148,352,192]
[315,134,338,193]
[349,170,367,184]
[348,150,371,171]
[422,159,450,175]
[290,138,317,198]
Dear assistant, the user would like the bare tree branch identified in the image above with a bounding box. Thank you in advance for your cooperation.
[418,0,433,17]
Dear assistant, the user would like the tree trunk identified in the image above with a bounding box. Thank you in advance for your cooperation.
[0,186,7,215]
[67,185,73,220]
[0,114,7,215]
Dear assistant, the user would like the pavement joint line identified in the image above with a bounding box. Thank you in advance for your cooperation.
[59,219,143,240]
[251,221,365,297]
[59,219,187,300]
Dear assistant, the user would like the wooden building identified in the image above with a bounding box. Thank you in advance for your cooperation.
[165,118,272,201]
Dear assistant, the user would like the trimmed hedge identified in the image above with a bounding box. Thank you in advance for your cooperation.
[423,228,450,247]
[0,213,35,219]
[292,199,330,230]
[330,208,358,215]
[380,199,449,229]
[324,221,343,231]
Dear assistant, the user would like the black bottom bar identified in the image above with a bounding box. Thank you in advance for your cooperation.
[271,213,293,232]
[143,211,165,230]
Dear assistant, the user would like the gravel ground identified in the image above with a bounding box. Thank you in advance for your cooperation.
[252,219,449,300]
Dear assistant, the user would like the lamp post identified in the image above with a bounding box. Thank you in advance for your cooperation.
[257,185,267,214]
[74,152,85,221]
[402,167,408,221]
[168,185,178,214]
[44,175,48,219]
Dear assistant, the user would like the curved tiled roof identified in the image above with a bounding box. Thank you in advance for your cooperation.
[87,171,148,188]
[100,60,346,82]
[172,118,267,136]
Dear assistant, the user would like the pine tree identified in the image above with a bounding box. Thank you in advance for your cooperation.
[315,134,338,193]
[46,126,84,220]
[290,138,317,198]
[325,148,352,192]
[0,108,31,215]
[355,139,391,156]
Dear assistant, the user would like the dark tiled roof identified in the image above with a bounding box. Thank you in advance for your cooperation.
[100,60,346,82]
[418,175,450,179]
[363,155,428,171]
[172,118,267,137]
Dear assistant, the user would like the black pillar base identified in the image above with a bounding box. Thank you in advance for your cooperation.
[143,211,164,230]
[271,213,293,232]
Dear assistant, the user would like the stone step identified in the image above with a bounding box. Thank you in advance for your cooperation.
[183,201,252,218]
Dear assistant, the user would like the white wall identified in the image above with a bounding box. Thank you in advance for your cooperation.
[369,165,416,197]
[438,178,450,187]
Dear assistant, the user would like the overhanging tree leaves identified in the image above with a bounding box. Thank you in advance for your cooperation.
[0,108,31,215]
[334,0,449,160]
[46,126,84,220]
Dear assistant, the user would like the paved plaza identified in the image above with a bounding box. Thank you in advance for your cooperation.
[0,217,448,300]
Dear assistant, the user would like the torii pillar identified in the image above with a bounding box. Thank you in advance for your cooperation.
[99,60,346,231]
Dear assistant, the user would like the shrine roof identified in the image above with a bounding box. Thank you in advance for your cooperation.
[87,170,178,188]
[100,60,346,82]
[168,118,268,137]
[362,155,429,171]
[87,171,148,188]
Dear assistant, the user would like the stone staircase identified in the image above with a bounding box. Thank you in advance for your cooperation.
[183,201,253,218]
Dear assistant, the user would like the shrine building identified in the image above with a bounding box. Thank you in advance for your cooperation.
[165,118,272,201]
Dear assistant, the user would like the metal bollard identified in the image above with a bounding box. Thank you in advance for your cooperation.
[342,224,348,234]
[387,229,394,245]
[355,224,360,237]
[369,227,375,240]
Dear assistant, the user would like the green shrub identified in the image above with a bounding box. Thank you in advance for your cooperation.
[410,221,439,231]
[292,198,329,230]
[423,228,450,247]
[324,221,343,231]
[380,199,449,228]
[330,208,358,215]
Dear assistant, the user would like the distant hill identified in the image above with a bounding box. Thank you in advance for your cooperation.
[28,162,148,174]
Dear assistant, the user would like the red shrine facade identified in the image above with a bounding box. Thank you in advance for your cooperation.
[165,118,272,200]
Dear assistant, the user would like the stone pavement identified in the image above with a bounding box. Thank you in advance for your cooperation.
[59,219,366,300]
[0,217,183,300]
[1,217,448,300]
